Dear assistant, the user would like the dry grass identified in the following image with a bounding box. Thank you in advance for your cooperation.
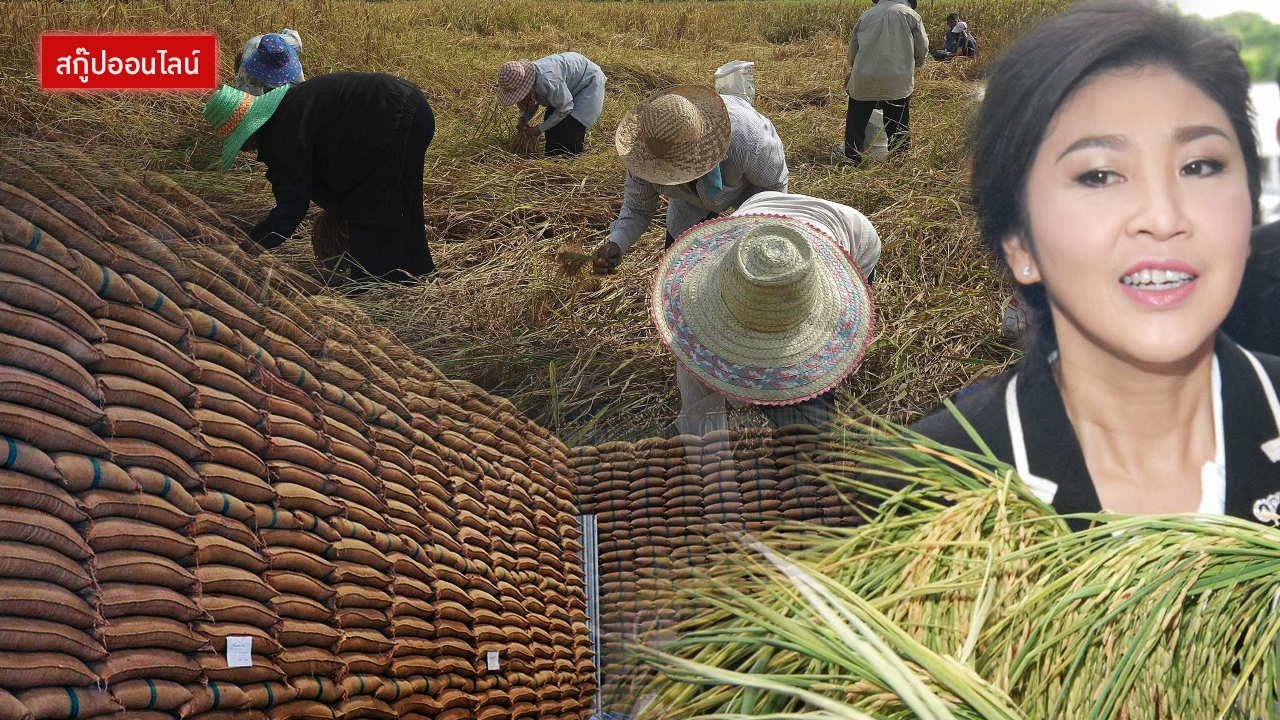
[0,0,1070,443]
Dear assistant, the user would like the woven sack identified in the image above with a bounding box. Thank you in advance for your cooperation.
[195,463,275,504]
[0,507,86,563]
[334,697,394,720]
[0,617,103,662]
[264,701,332,720]
[111,679,192,712]
[94,551,194,591]
[87,516,195,560]
[334,628,392,655]
[195,534,268,572]
[78,488,190,530]
[288,677,342,704]
[240,682,298,711]
[335,652,386,676]
[195,359,265,406]
[275,619,341,648]
[0,251,104,322]
[0,541,90,591]
[95,648,203,684]
[195,490,254,523]
[96,376,193,431]
[264,571,334,603]
[202,435,268,478]
[387,615,434,639]
[0,652,96,690]
[263,545,337,578]
[334,583,392,610]
[0,471,83,524]
[269,593,332,623]
[261,527,328,555]
[199,594,279,629]
[92,343,195,401]
[184,308,239,349]
[97,616,208,653]
[194,411,267,454]
[179,682,248,716]
[97,583,203,622]
[195,384,264,427]
[194,565,279,603]
[263,437,332,474]
[334,607,388,630]
[0,306,98,378]
[329,561,390,588]
[184,283,262,339]
[0,364,102,428]
[103,406,208,462]
[198,652,286,684]
[275,646,346,677]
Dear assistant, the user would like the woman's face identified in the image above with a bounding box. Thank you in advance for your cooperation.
[1010,65,1253,367]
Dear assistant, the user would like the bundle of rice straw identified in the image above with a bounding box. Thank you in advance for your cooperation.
[513,119,539,158]
[627,415,1280,719]
[310,209,350,284]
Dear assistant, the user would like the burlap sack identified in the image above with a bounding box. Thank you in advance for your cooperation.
[106,438,201,487]
[264,701,333,720]
[288,677,342,704]
[0,272,102,341]
[197,652,286,684]
[265,571,334,603]
[15,686,118,720]
[190,338,251,378]
[240,682,297,712]
[269,594,332,623]
[199,594,279,629]
[194,411,268,454]
[334,607,389,630]
[111,678,192,712]
[192,512,260,548]
[275,646,346,677]
[195,384,264,427]
[94,648,203,684]
[179,682,249,716]
[97,584,203,622]
[277,619,342,648]
[87,516,196,560]
[194,565,279,604]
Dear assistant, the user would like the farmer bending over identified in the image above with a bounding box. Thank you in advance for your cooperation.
[652,202,877,436]
[931,14,977,61]
[593,85,789,274]
[496,52,607,157]
[202,72,437,282]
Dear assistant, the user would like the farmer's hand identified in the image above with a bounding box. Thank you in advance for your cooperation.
[593,241,622,275]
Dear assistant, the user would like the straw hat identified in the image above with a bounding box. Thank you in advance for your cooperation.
[202,84,290,173]
[650,215,873,405]
[616,85,731,186]
[243,33,303,87]
[496,60,537,106]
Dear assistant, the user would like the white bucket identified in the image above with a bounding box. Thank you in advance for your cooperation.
[864,109,890,160]
[714,60,755,104]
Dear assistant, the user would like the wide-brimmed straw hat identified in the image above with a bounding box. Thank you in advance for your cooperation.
[496,60,537,106]
[650,214,874,405]
[616,85,731,186]
[202,84,289,173]
[243,33,303,87]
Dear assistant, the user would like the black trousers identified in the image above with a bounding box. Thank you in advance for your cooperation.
[543,114,588,157]
[842,96,911,160]
[348,93,436,283]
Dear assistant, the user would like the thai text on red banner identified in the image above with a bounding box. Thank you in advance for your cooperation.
[40,33,218,91]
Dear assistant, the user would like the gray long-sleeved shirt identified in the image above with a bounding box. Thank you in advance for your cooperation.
[517,52,607,133]
[846,0,929,101]
[607,94,788,254]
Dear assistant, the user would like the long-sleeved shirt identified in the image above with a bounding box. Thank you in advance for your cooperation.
[607,95,788,254]
[517,52,607,133]
[846,0,929,101]
[249,72,427,249]
[673,193,881,435]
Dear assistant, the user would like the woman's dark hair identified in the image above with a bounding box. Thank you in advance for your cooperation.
[972,0,1260,359]
[947,13,959,22]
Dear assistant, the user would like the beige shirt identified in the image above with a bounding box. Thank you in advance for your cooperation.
[846,0,929,101]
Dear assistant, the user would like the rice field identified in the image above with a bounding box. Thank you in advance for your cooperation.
[0,0,1073,444]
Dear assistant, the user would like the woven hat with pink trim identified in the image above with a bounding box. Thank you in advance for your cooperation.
[496,60,537,106]
[650,214,874,405]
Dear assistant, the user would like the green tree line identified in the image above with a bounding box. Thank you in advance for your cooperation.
[1211,11,1280,83]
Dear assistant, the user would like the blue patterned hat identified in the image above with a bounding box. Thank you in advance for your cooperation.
[650,215,874,405]
[243,34,303,87]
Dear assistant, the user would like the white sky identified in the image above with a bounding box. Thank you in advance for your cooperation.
[1171,0,1280,24]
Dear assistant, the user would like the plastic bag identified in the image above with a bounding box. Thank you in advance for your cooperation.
[714,61,755,104]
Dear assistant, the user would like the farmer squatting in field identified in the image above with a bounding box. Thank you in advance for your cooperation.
[911,2,1280,530]
[495,52,607,158]
[202,72,437,283]
[592,85,789,275]
[653,193,881,436]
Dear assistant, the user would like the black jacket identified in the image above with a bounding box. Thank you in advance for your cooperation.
[911,334,1280,531]
[1222,220,1280,357]
[250,72,427,248]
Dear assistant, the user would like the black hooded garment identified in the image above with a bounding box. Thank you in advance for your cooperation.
[249,72,427,249]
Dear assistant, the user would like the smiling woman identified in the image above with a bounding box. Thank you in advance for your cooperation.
[911,0,1280,530]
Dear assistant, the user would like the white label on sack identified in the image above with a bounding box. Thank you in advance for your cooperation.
[487,651,500,671]
[227,636,253,668]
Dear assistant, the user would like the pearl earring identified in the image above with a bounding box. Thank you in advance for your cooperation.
[1021,266,1032,278]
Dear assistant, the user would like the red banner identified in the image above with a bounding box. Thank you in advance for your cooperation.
[39,33,218,91]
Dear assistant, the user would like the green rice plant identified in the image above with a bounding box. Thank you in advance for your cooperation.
[627,418,1280,719]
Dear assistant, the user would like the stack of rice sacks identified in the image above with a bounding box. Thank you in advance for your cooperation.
[568,423,857,714]
[0,140,596,720]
